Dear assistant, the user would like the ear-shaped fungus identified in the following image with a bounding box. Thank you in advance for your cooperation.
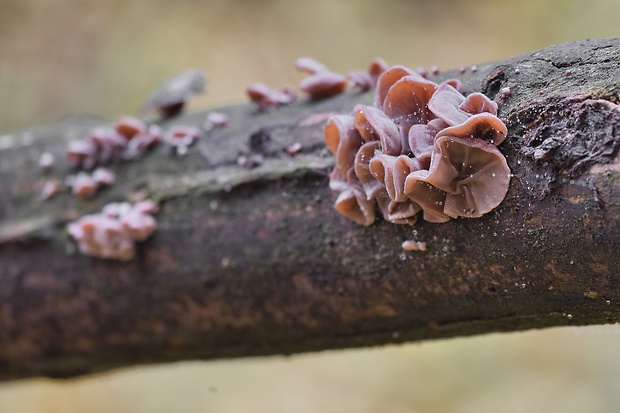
[374,65,419,108]
[382,75,437,136]
[428,83,498,126]
[324,63,511,231]
[423,136,510,218]
[296,57,347,100]
[353,105,404,154]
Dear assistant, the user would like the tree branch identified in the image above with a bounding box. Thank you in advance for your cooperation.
[1,38,619,381]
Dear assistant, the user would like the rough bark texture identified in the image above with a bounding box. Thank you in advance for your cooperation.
[1,38,619,381]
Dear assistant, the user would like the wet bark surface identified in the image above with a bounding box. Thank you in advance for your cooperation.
[1,38,619,381]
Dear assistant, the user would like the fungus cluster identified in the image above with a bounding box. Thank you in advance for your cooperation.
[325,65,510,226]
[69,167,116,199]
[67,200,158,261]
[67,116,162,169]
[246,83,297,111]
[246,57,389,111]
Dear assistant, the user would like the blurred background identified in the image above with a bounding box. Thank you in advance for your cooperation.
[1,0,619,411]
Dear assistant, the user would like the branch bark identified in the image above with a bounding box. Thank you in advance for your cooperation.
[1,38,619,381]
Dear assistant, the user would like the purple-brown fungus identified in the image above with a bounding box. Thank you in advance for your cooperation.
[165,125,201,156]
[67,116,161,169]
[325,64,511,228]
[246,82,297,111]
[69,167,116,199]
[204,112,229,130]
[296,57,347,100]
[68,200,158,261]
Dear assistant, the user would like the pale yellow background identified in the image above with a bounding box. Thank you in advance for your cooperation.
[1,0,619,412]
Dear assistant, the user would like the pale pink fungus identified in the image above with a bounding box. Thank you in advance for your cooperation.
[40,179,60,200]
[500,87,511,97]
[67,140,97,169]
[246,82,296,111]
[165,125,201,156]
[299,72,348,100]
[427,83,498,126]
[204,112,229,129]
[115,116,146,139]
[285,142,303,156]
[68,201,158,261]
[348,71,374,91]
[92,167,116,186]
[368,58,389,84]
[134,199,159,215]
[71,172,99,199]
[68,215,136,261]
[69,118,162,169]
[120,209,157,241]
[39,152,55,170]
[123,124,163,160]
[324,63,511,228]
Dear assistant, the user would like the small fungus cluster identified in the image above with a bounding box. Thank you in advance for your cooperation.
[325,65,511,226]
[67,200,158,261]
[246,57,389,111]
[69,167,116,199]
[67,116,162,169]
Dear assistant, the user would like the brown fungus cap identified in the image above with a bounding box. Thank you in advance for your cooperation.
[424,136,511,218]
[299,72,348,100]
[404,172,450,223]
[296,57,347,100]
[334,176,377,226]
[382,75,437,136]
[353,105,405,155]
[374,65,419,108]
[428,83,498,126]
[435,113,507,146]
[354,141,384,199]
[368,58,389,84]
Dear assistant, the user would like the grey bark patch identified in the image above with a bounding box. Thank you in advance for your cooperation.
[506,98,620,198]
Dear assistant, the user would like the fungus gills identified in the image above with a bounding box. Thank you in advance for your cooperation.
[325,64,510,227]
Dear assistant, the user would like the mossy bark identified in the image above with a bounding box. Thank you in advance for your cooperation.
[1,38,619,381]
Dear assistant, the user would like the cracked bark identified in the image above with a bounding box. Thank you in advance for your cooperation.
[1,38,619,381]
